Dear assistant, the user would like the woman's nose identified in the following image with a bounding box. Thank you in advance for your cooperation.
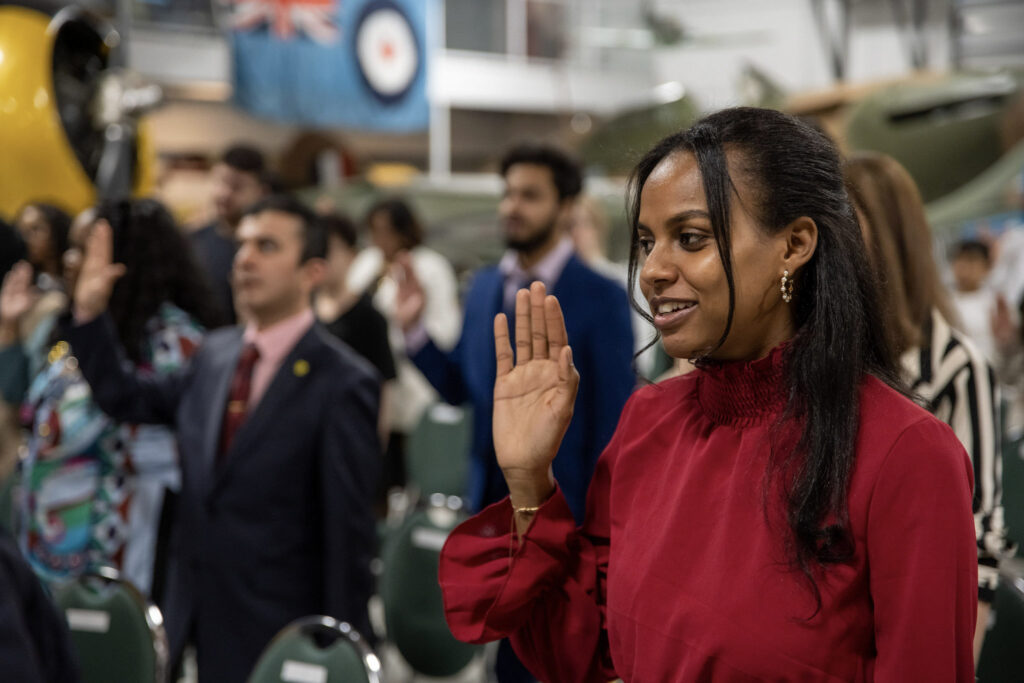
[639,241,676,290]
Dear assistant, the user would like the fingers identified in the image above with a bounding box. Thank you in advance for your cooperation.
[85,219,114,268]
[3,261,32,292]
[83,220,126,285]
[557,346,579,391]
[544,294,567,357]
[494,313,514,376]
[394,251,419,288]
[531,282,548,359]
[108,264,127,281]
[514,288,531,363]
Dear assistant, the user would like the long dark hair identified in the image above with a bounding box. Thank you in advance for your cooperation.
[626,108,902,606]
[844,152,959,355]
[99,199,223,363]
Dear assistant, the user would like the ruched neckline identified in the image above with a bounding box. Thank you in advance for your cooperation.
[696,343,788,425]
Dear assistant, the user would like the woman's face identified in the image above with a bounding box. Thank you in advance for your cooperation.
[637,151,797,361]
[368,211,403,261]
[16,205,55,272]
[324,234,355,289]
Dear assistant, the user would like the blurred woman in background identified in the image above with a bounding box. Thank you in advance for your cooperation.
[346,197,461,496]
[845,151,1012,662]
[315,211,396,461]
[0,198,220,597]
[1,203,73,408]
[15,202,70,288]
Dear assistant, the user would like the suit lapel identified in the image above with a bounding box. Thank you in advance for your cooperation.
[210,325,323,494]
[200,330,243,492]
[550,254,579,299]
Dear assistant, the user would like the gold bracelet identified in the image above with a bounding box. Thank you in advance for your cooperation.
[513,505,541,515]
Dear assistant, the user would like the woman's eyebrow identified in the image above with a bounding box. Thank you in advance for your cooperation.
[666,210,711,226]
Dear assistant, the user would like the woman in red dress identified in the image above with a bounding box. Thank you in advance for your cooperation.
[439,107,978,681]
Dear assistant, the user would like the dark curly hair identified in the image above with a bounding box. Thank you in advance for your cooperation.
[500,143,583,201]
[98,198,224,363]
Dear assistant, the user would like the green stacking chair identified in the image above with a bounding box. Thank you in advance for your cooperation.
[379,494,481,677]
[54,566,169,683]
[248,616,381,683]
[999,435,1024,562]
[406,403,472,499]
[977,569,1024,682]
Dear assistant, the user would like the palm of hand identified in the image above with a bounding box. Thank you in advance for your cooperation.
[394,283,425,329]
[74,220,124,319]
[494,357,576,472]
[492,282,579,478]
[0,263,37,322]
[391,254,425,329]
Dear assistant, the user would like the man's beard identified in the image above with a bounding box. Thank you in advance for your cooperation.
[504,219,557,254]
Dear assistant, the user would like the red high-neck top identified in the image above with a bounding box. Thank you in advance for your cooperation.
[440,347,978,682]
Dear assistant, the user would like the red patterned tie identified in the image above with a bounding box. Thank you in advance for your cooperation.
[217,343,260,466]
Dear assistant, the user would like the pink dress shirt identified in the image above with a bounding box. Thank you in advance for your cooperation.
[241,308,315,408]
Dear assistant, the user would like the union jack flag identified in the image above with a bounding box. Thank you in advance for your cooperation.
[224,0,340,44]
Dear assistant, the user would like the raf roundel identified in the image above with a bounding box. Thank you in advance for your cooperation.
[354,0,421,104]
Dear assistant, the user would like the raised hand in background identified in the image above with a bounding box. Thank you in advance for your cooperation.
[72,220,125,323]
[0,262,40,345]
[391,250,426,333]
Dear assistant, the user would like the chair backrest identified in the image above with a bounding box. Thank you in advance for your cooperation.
[999,430,1024,561]
[405,403,472,498]
[54,567,168,683]
[977,569,1024,682]
[379,495,481,677]
[247,616,381,683]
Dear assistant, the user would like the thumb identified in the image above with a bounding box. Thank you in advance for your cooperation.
[108,263,128,281]
[558,345,575,382]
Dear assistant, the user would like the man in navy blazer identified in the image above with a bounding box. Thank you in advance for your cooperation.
[396,144,635,525]
[67,197,380,683]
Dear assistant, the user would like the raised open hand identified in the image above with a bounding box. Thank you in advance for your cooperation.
[991,293,1018,351]
[493,281,579,506]
[392,250,426,332]
[72,219,126,323]
[0,261,39,329]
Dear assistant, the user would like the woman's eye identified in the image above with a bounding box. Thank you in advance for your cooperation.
[679,233,707,249]
[638,238,653,255]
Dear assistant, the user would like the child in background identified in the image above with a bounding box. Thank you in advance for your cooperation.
[950,239,998,362]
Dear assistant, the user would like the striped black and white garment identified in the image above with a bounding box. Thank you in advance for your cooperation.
[901,309,1010,603]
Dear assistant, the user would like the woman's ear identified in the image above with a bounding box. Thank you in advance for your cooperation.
[781,216,818,274]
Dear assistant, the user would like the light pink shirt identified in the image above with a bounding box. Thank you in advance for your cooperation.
[404,237,576,354]
[242,308,315,408]
[497,236,575,312]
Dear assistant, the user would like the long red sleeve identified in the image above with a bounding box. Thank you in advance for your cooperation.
[865,418,977,681]
[441,419,623,682]
[439,349,978,682]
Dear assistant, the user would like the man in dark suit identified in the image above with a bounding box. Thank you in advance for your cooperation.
[67,196,380,683]
[397,144,635,525]
[396,144,635,682]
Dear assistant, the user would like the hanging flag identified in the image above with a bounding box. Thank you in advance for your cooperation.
[227,0,431,131]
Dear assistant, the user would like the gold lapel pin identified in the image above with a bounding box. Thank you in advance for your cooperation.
[293,359,310,377]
